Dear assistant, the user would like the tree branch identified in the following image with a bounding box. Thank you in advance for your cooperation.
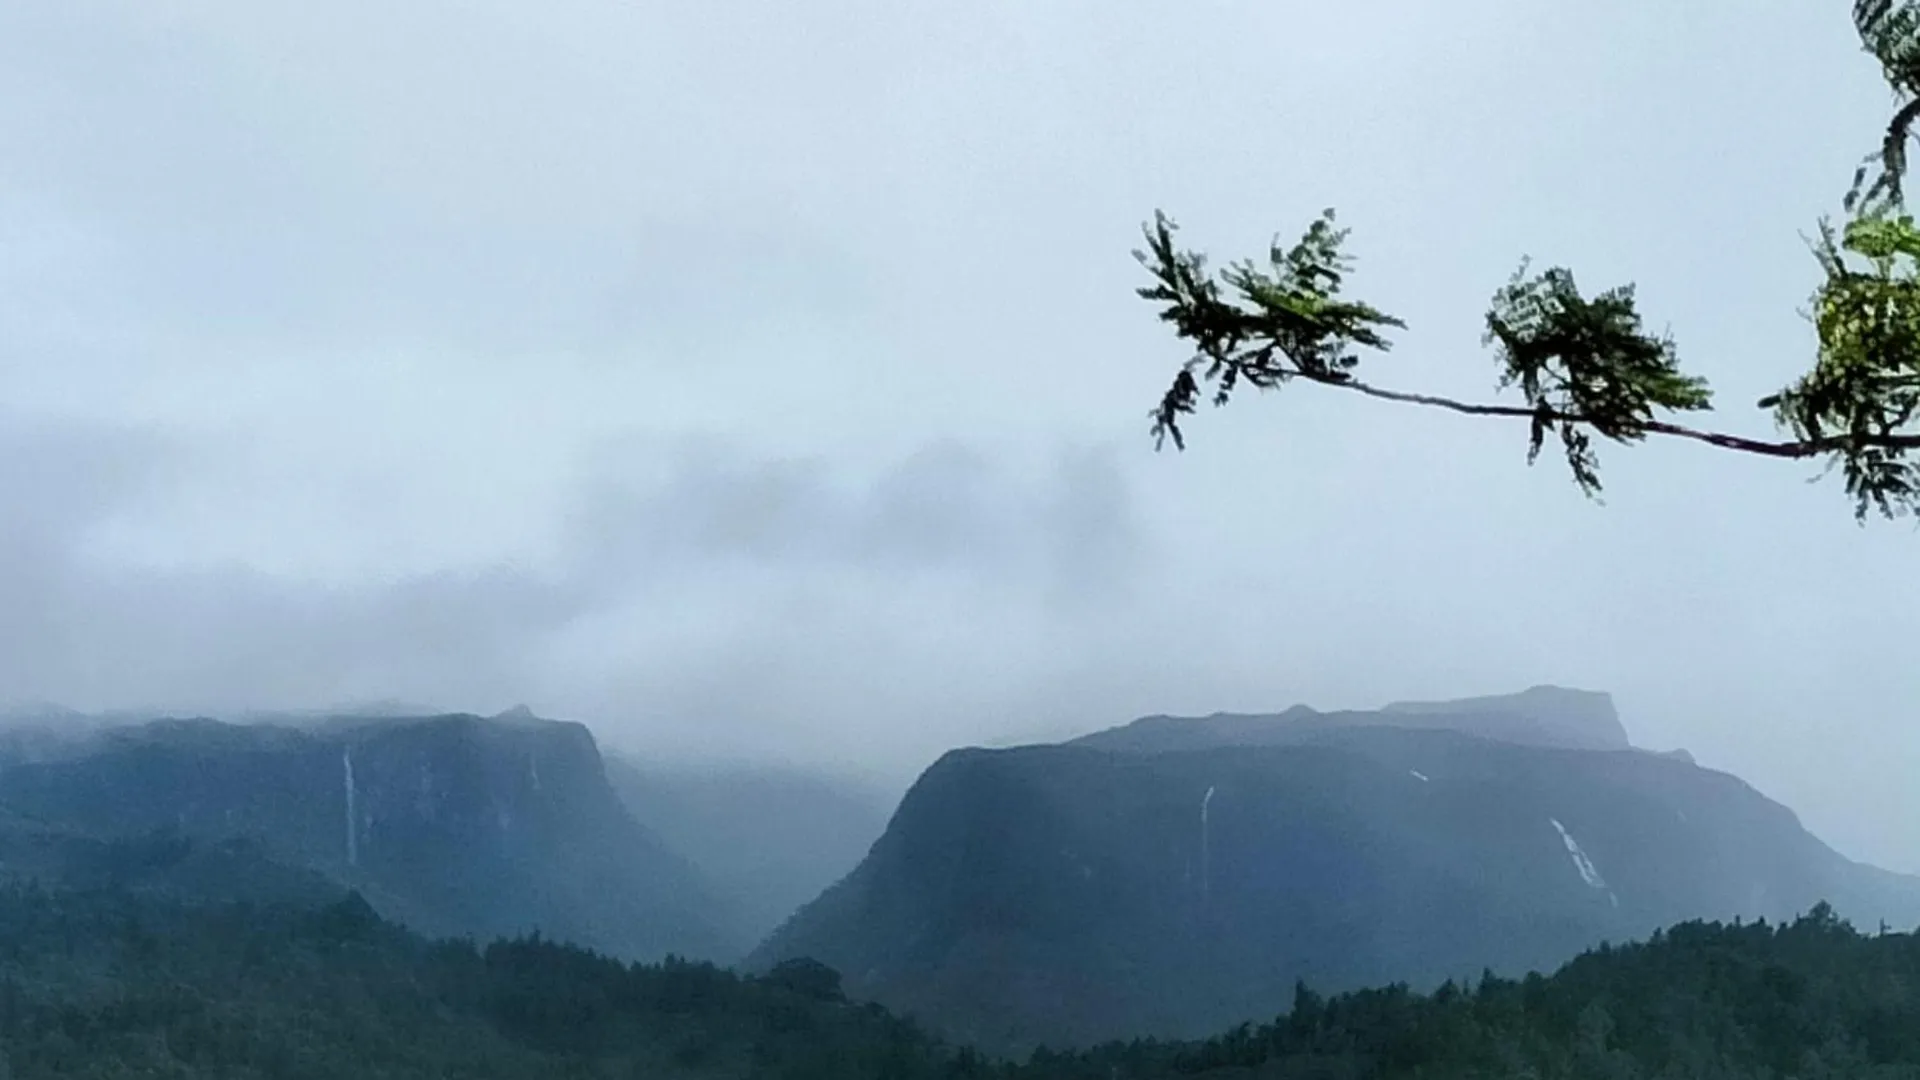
[1851,95,1920,211]
[1281,368,1920,459]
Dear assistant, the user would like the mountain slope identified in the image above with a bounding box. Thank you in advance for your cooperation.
[0,711,737,962]
[0,808,346,908]
[754,701,1920,1051]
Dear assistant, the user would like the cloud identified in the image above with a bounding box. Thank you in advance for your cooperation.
[0,413,1153,770]
[2,0,1918,877]
[565,436,1140,603]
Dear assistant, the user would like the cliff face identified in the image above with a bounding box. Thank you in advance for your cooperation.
[1380,685,1631,751]
[754,723,1920,1053]
[0,713,735,962]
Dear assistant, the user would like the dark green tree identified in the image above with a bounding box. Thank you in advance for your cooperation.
[1139,3,1920,520]
[765,956,848,1003]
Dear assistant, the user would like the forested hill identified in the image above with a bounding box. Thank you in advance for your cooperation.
[1,884,1918,1078]
[1049,903,1920,1080]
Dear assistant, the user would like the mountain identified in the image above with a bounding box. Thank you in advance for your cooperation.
[753,690,1920,1051]
[0,806,346,907]
[1082,685,1634,755]
[0,707,112,767]
[607,755,896,952]
[1379,684,1632,749]
[0,710,738,962]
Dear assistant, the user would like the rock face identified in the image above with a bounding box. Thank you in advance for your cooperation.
[1380,685,1631,751]
[752,698,1920,1053]
[0,713,735,962]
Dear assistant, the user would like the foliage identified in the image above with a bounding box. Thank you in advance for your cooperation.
[1138,5,1920,519]
[1137,209,1405,453]
[1763,213,1920,516]
[1038,903,1920,1079]
[1483,264,1711,496]
[1,886,1919,1078]
[1851,0,1920,213]
[0,886,965,1079]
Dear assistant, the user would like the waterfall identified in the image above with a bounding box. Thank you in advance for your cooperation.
[343,748,358,868]
[1200,785,1216,904]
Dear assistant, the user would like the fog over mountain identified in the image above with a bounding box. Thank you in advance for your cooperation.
[3,2,1919,881]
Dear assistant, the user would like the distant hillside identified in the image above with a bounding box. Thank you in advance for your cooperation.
[0,808,345,908]
[0,711,738,962]
[755,695,1920,1051]
[606,755,895,953]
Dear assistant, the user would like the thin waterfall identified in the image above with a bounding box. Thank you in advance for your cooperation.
[343,748,358,868]
[1200,785,1216,904]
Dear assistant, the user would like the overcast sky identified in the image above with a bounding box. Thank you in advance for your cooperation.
[3,2,1918,871]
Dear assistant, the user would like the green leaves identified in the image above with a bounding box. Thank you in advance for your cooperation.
[1135,210,1405,450]
[1484,263,1711,496]
[1858,0,1920,88]
[1849,1,1920,213]
[1763,212,1920,517]
[1135,210,1715,499]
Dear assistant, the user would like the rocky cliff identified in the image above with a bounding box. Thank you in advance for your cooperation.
[0,711,735,961]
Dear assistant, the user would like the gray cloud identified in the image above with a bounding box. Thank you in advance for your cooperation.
[0,413,1154,773]
[1,3,1918,874]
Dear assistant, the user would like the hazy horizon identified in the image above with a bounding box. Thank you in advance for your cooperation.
[4,3,1917,874]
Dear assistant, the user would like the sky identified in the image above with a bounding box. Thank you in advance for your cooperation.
[2,2,1918,871]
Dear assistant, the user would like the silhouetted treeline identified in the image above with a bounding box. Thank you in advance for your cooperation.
[1050,902,1920,1079]
[0,882,1917,1078]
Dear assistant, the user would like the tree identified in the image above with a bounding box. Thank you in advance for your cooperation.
[1137,2,1920,520]
[764,956,847,1003]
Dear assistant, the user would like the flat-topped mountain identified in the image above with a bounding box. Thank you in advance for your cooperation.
[1078,685,1635,755]
[0,710,736,962]
[753,691,1920,1052]
[1380,684,1631,750]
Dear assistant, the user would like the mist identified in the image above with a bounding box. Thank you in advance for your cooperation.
[3,2,1919,875]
